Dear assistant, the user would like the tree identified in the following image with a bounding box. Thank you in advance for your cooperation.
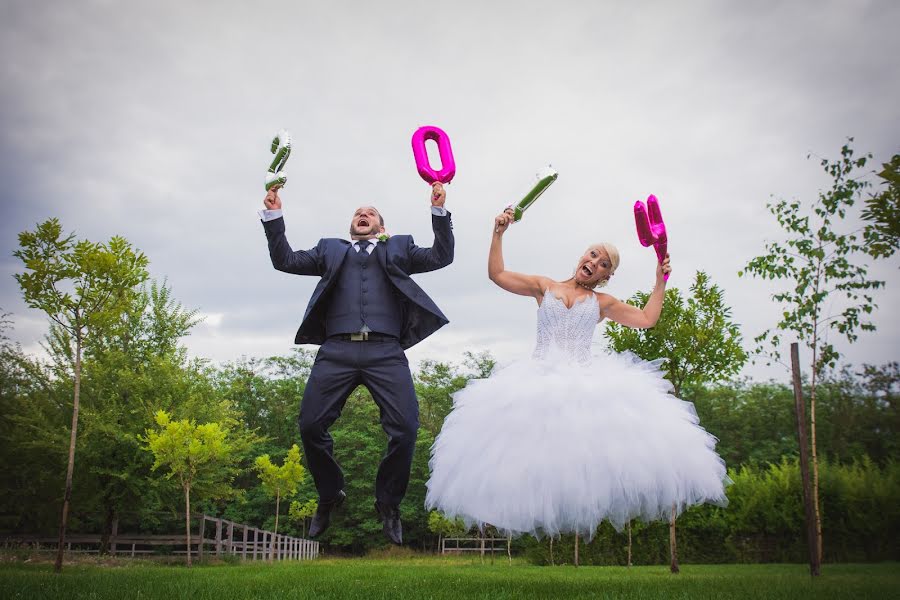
[74,280,200,552]
[740,140,885,563]
[13,219,148,572]
[289,498,318,538]
[605,271,747,397]
[605,270,747,573]
[862,154,900,259]
[255,444,306,558]
[143,410,241,566]
[427,510,468,553]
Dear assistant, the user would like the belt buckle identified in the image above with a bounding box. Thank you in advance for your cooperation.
[349,332,368,341]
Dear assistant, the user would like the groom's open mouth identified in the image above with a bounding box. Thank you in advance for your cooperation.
[358,219,370,228]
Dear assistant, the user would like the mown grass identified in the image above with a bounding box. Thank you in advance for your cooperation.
[1,555,897,599]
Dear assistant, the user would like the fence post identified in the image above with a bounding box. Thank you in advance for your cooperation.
[214,519,223,556]
[198,516,206,560]
[242,525,248,560]
[227,521,234,555]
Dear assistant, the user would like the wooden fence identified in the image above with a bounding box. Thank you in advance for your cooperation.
[3,514,319,561]
[442,536,512,563]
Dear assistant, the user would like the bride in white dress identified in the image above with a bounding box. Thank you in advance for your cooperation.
[425,209,729,540]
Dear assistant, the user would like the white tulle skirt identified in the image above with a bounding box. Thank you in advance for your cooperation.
[425,350,729,539]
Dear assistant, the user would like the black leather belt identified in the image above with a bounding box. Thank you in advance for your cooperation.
[330,332,398,342]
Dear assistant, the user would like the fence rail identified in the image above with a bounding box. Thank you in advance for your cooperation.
[3,514,318,561]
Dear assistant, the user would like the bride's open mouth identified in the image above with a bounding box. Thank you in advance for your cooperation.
[580,265,593,278]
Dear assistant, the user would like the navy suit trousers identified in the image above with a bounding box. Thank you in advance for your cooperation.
[298,337,418,507]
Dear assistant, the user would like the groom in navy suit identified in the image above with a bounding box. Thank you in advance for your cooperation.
[259,182,453,544]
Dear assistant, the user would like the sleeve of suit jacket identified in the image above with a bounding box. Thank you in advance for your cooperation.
[407,212,455,274]
[262,216,326,276]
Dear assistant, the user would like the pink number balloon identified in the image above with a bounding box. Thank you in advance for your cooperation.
[411,126,456,184]
[634,194,669,281]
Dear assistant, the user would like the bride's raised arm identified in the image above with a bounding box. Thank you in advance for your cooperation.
[598,255,671,328]
[489,209,550,300]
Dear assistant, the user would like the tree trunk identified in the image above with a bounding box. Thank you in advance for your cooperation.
[810,357,823,564]
[549,536,554,566]
[791,343,820,576]
[185,483,193,567]
[100,504,115,555]
[574,533,579,567]
[54,332,83,574]
[669,504,679,573]
[271,492,281,561]
[507,534,512,565]
[627,521,632,567]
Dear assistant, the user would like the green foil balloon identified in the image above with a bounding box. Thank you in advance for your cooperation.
[512,166,558,222]
[265,129,292,191]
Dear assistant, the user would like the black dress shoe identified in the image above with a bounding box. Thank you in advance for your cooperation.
[374,500,402,545]
[308,490,346,538]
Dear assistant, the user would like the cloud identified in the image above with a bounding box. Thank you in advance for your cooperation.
[2,0,898,381]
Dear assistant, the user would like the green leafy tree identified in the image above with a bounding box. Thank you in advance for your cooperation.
[288,498,318,538]
[427,510,468,552]
[73,280,200,551]
[13,219,148,571]
[0,311,67,533]
[605,271,747,396]
[255,444,306,557]
[143,410,241,566]
[740,140,885,562]
[605,270,746,573]
[861,154,900,258]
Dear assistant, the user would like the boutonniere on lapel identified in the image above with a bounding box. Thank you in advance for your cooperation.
[377,233,390,242]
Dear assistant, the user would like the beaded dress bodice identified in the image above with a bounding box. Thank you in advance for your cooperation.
[532,291,600,364]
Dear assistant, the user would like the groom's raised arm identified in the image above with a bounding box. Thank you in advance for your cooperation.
[408,182,455,273]
[259,188,324,276]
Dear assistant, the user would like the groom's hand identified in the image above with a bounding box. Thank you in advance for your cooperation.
[264,186,282,210]
[431,182,446,209]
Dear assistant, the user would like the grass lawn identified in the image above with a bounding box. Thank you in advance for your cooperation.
[1,554,897,599]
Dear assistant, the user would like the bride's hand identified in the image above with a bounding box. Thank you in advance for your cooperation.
[494,208,515,234]
[656,253,671,283]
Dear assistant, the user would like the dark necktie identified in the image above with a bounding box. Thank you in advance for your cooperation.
[358,240,372,254]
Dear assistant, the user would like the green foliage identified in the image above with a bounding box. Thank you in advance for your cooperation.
[861,153,900,258]
[14,218,149,342]
[288,497,318,536]
[143,410,241,506]
[740,140,884,374]
[415,351,493,437]
[214,350,314,453]
[689,363,899,469]
[604,271,747,394]
[523,458,900,565]
[427,510,468,538]
[254,444,306,501]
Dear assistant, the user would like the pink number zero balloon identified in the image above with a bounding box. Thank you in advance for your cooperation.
[411,126,456,184]
[634,194,669,281]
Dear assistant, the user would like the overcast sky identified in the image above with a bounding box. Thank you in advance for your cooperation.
[2,0,898,382]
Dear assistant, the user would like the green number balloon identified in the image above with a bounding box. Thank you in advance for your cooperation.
[265,129,292,191]
[511,166,558,222]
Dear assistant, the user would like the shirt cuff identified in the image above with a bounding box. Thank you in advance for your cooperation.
[431,206,447,217]
[258,208,283,222]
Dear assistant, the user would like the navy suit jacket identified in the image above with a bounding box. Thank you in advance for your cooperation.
[263,213,454,349]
